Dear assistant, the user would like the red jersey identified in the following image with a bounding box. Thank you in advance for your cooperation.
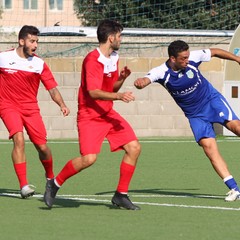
[0,49,57,110]
[78,48,119,119]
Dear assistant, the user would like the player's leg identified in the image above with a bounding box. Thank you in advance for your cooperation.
[43,118,101,208]
[189,114,240,201]
[199,137,240,201]
[55,153,97,187]
[225,119,240,136]
[12,132,35,198]
[111,140,141,210]
[214,94,240,136]
[107,110,141,210]
[0,108,34,198]
[34,143,54,180]
[23,111,54,180]
[44,154,97,208]
[199,137,231,179]
[210,97,240,200]
[117,140,141,193]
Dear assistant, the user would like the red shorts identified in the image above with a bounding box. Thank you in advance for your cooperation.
[0,106,47,144]
[78,109,137,156]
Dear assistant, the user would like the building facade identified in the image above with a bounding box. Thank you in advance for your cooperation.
[0,0,80,28]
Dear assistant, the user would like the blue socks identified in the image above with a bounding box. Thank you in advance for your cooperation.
[224,175,240,191]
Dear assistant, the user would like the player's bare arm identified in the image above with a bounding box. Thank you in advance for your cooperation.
[48,87,70,116]
[210,48,240,64]
[89,89,135,103]
[134,77,151,89]
[113,66,131,92]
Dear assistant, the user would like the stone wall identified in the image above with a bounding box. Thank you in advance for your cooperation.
[0,35,231,139]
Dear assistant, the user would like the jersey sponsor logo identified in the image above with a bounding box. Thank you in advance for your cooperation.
[9,62,16,65]
[4,69,17,74]
[171,80,201,96]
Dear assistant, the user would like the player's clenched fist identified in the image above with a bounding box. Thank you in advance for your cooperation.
[134,77,151,89]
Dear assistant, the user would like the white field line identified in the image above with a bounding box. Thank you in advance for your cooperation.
[1,192,240,211]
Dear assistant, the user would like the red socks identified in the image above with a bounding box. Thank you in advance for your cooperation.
[55,160,78,186]
[14,159,136,192]
[13,162,28,189]
[14,158,54,189]
[117,161,136,193]
[41,158,54,179]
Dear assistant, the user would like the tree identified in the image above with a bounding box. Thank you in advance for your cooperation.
[73,0,239,30]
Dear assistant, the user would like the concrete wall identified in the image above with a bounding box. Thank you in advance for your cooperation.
[0,35,231,140]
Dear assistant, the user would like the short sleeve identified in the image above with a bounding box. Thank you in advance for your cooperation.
[40,62,58,90]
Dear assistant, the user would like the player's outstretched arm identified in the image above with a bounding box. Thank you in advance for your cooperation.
[134,77,151,89]
[48,87,70,116]
[210,48,240,64]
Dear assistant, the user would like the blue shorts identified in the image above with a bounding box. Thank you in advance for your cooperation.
[188,95,239,143]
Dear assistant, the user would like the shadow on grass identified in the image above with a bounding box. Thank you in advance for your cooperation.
[0,188,42,199]
[0,188,21,199]
[38,197,113,210]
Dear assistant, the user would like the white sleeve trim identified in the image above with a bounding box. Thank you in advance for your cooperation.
[144,63,168,83]
[189,49,211,62]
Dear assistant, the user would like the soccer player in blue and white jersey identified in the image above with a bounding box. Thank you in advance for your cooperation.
[134,40,240,202]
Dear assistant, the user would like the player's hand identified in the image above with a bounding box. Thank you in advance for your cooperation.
[61,106,70,116]
[134,78,145,89]
[116,91,135,103]
[134,78,151,89]
[119,66,131,80]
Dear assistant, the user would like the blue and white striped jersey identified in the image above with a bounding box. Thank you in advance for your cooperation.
[145,49,220,118]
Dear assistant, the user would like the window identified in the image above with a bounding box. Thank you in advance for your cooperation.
[232,86,238,98]
[2,0,12,9]
[23,0,38,10]
[49,0,63,10]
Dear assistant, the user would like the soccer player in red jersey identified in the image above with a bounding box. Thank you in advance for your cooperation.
[44,20,141,210]
[0,25,70,198]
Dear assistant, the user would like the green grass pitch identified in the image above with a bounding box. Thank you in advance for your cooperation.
[1,137,240,240]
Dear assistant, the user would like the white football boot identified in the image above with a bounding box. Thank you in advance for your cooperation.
[225,189,240,202]
[20,185,35,199]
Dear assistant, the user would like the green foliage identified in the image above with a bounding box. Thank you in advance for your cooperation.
[73,0,239,30]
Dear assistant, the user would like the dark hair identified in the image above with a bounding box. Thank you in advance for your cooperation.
[168,40,189,58]
[18,25,40,40]
[97,19,123,43]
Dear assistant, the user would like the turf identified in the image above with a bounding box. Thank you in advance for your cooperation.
[1,137,240,240]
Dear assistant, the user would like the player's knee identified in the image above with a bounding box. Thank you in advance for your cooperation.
[82,154,97,167]
[126,140,141,156]
[12,133,25,150]
[199,138,214,150]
